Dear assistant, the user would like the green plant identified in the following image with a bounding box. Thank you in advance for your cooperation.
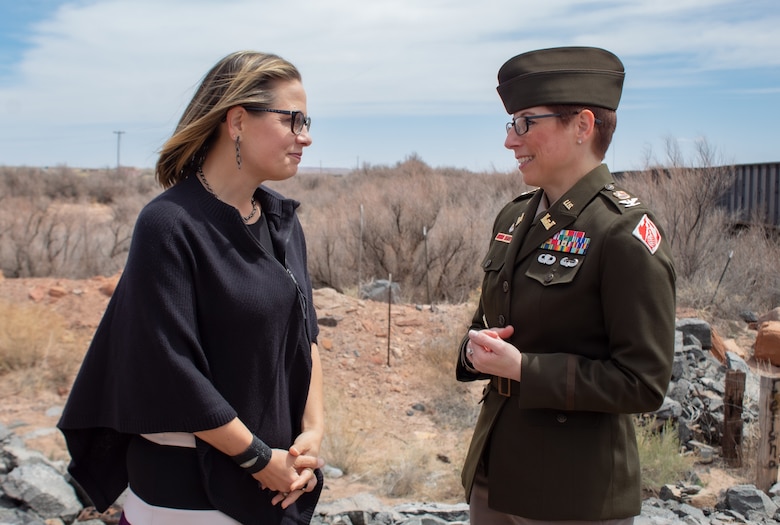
[636,417,695,493]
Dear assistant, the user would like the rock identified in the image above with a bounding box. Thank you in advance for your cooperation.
[323,464,344,479]
[27,287,45,302]
[709,328,727,364]
[44,407,63,419]
[315,492,385,517]
[758,307,780,323]
[47,287,67,299]
[754,321,780,366]
[1,463,81,521]
[653,397,683,420]
[722,484,778,519]
[676,318,712,349]
[360,280,401,303]
[0,508,47,525]
[740,310,759,323]
[97,273,120,297]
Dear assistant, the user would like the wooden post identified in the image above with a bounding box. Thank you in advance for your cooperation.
[386,273,392,367]
[757,375,780,491]
[722,370,745,467]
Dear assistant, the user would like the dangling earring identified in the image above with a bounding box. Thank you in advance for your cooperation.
[235,135,242,170]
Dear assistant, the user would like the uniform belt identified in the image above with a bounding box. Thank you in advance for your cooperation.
[490,376,512,397]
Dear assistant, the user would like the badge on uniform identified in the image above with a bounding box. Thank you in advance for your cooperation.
[633,214,662,254]
[540,229,590,255]
[508,213,524,233]
[612,190,641,208]
[495,232,512,243]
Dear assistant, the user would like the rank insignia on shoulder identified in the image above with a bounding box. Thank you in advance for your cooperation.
[612,189,641,208]
[495,232,512,244]
[540,229,590,255]
[620,197,641,208]
[612,190,631,200]
[633,214,662,254]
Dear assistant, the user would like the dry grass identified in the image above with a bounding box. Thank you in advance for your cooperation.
[636,417,696,493]
[0,299,79,394]
[321,390,367,475]
[320,316,475,502]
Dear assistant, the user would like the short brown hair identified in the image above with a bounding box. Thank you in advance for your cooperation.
[548,104,616,160]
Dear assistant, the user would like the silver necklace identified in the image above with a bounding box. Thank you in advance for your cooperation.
[197,166,258,223]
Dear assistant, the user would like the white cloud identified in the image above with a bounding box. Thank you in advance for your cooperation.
[4,0,778,118]
[0,0,777,169]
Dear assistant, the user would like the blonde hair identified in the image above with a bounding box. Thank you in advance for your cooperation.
[155,51,302,188]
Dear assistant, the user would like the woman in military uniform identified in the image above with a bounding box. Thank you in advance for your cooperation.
[457,47,676,524]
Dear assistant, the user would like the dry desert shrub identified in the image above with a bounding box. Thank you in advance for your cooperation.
[635,417,695,494]
[371,436,466,502]
[270,155,522,303]
[6,152,780,319]
[621,139,780,318]
[321,389,366,475]
[0,167,157,279]
[0,299,79,394]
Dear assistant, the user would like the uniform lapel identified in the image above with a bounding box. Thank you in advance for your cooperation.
[515,165,614,264]
[504,190,543,269]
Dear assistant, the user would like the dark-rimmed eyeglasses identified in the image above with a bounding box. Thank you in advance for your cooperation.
[505,113,561,136]
[506,111,603,136]
[242,107,311,135]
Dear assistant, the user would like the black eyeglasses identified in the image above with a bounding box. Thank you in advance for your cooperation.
[506,111,603,136]
[242,107,311,135]
[506,113,561,136]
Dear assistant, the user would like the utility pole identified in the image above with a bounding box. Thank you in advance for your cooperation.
[113,130,125,172]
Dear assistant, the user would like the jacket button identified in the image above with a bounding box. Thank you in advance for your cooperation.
[485,259,492,267]
[498,315,506,327]
[556,414,567,423]
[544,273,554,283]
[502,281,509,292]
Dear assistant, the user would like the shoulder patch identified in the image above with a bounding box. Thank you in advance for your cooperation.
[632,214,662,254]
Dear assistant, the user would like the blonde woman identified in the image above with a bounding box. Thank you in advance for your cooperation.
[59,51,323,525]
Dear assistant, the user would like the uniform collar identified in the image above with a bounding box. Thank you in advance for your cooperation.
[513,164,613,264]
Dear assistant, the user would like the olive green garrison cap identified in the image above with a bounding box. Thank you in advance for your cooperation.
[497,46,625,113]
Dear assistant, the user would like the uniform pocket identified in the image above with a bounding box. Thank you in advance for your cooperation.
[481,241,508,273]
[525,249,584,286]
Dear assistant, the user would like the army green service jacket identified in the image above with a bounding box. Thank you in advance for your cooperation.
[457,164,676,520]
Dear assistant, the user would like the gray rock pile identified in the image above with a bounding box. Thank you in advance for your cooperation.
[310,487,780,524]
[0,422,83,525]
[652,318,759,458]
[2,317,779,524]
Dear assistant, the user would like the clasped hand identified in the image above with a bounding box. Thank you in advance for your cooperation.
[466,325,521,381]
[254,437,324,509]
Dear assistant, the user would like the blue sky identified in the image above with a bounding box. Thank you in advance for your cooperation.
[0,0,778,173]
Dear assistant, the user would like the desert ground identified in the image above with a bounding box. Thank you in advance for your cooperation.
[0,274,754,510]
